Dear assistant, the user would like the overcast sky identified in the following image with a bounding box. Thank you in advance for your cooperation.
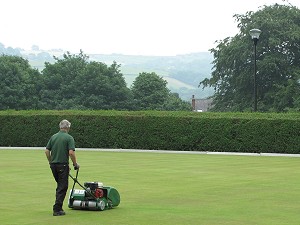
[1,0,299,56]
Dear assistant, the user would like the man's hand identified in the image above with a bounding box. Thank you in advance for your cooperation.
[73,163,80,170]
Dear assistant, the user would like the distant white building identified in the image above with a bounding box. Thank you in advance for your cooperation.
[191,95,213,112]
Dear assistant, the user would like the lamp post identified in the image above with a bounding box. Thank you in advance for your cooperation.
[249,28,261,112]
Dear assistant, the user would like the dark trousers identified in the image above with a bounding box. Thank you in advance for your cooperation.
[50,163,69,212]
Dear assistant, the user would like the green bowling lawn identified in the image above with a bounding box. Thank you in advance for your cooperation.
[1,149,299,225]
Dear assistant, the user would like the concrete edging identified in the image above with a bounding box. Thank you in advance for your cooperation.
[0,146,300,157]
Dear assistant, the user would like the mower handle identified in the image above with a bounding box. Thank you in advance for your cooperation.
[69,168,79,198]
[69,168,98,200]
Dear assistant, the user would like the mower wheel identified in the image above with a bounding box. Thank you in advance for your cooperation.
[99,200,105,211]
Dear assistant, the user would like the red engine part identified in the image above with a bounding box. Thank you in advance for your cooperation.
[94,188,104,198]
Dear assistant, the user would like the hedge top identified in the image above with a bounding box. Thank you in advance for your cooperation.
[0,110,299,120]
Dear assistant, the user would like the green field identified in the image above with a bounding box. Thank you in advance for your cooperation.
[1,149,299,225]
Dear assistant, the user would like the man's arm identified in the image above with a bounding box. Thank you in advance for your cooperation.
[69,150,79,168]
[45,149,51,163]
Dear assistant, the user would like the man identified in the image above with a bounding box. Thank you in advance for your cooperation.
[45,119,80,216]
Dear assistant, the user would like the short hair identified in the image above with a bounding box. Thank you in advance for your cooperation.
[59,119,71,129]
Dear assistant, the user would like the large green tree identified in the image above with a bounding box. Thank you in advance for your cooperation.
[75,60,133,110]
[0,55,41,109]
[200,3,300,112]
[131,72,169,110]
[40,51,87,109]
[40,51,133,110]
[131,72,191,110]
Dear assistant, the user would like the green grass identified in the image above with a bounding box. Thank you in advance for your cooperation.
[1,149,300,225]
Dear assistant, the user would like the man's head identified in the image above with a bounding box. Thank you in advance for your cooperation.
[59,119,71,131]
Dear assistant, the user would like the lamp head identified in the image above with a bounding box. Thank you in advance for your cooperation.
[249,29,262,40]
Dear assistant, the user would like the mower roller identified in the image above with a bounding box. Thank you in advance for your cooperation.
[68,169,120,211]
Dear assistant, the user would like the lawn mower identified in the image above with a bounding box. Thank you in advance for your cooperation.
[68,169,120,211]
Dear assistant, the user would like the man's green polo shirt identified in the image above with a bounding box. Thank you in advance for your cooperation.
[46,130,75,164]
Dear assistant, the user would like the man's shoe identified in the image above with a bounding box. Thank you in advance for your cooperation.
[53,211,66,216]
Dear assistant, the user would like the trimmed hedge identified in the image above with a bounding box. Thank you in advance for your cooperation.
[0,110,300,154]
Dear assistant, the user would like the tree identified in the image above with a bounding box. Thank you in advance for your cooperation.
[40,50,132,110]
[131,72,170,110]
[40,51,88,109]
[0,55,41,109]
[74,61,133,110]
[200,3,300,112]
[163,93,192,111]
[131,72,190,111]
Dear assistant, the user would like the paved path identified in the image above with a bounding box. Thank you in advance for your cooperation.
[0,146,300,157]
